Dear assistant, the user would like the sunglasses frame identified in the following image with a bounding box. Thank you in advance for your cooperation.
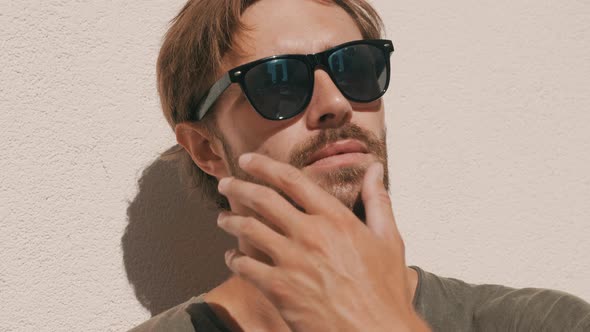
[192,39,394,121]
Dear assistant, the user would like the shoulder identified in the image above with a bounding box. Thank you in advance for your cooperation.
[473,285,590,331]
[411,266,590,331]
[128,295,205,332]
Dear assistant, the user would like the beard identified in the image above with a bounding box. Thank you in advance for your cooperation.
[221,123,389,223]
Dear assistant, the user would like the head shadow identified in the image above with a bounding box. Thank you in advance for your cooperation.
[122,145,234,316]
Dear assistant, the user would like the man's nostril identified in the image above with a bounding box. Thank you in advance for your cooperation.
[319,113,335,122]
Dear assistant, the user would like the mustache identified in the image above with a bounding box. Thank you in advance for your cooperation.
[288,123,386,169]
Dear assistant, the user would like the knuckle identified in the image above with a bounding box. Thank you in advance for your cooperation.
[272,243,293,265]
[267,275,291,306]
[320,212,353,234]
[238,217,257,236]
[248,186,273,209]
[267,275,285,294]
[280,166,304,187]
[309,242,330,258]
[375,191,392,205]
[250,184,270,199]
[298,226,330,256]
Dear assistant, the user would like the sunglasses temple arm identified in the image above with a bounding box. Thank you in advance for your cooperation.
[195,73,232,121]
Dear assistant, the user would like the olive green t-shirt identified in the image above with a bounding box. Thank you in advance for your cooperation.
[129,265,590,331]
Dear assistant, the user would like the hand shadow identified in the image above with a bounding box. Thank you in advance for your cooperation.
[122,146,234,316]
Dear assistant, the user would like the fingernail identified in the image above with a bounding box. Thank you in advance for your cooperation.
[217,212,228,226]
[225,249,235,262]
[375,163,384,180]
[218,177,231,191]
[239,153,253,168]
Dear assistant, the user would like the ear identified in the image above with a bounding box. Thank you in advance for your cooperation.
[175,122,229,179]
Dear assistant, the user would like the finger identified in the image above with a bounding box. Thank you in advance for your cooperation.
[218,213,291,264]
[218,177,304,237]
[225,248,275,289]
[361,163,400,240]
[237,153,346,216]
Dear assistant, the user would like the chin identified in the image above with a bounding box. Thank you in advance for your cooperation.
[325,185,366,223]
[312,166,365,218]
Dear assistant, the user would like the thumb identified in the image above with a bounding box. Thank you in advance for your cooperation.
[361,163,397,240]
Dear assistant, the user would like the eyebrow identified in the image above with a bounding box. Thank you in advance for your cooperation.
[316,42,337,53]
[266,40,338,56]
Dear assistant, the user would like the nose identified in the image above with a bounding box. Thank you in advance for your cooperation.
[305,69,352,129]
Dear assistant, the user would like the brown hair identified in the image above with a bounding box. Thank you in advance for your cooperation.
[157,0,385,208]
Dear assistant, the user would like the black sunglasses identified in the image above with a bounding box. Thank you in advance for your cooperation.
[192,39,394,121]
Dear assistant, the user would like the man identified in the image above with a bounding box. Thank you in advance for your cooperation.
[130,0,590,331]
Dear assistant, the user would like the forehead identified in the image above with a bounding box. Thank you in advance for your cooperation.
[224,0,364,68]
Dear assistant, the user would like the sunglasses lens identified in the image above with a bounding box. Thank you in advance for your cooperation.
[328,44,388,101]
[244,58,310,120]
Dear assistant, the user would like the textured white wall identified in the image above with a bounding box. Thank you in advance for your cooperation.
[1,0,588,331]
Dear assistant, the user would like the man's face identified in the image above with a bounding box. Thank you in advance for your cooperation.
[212,0,388,218]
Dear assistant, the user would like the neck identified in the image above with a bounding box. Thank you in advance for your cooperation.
[204,204,419,331]
[203,266,419,332]
[204,274,292,332]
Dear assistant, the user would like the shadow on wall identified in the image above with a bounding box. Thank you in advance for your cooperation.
[122,145,235,316]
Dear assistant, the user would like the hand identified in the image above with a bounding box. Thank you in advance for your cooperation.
[216,153,430,332]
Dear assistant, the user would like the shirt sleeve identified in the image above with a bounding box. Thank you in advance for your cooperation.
[127,296,200,332]
[473,286,590,332]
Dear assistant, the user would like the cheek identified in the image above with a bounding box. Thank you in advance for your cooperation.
[220,108,304,163]
[350,98,382,111]
[350,102,386,132]
[254,129,304,162]
[217,103,268,153]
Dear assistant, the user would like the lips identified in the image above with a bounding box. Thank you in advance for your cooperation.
[305,139,369,166]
